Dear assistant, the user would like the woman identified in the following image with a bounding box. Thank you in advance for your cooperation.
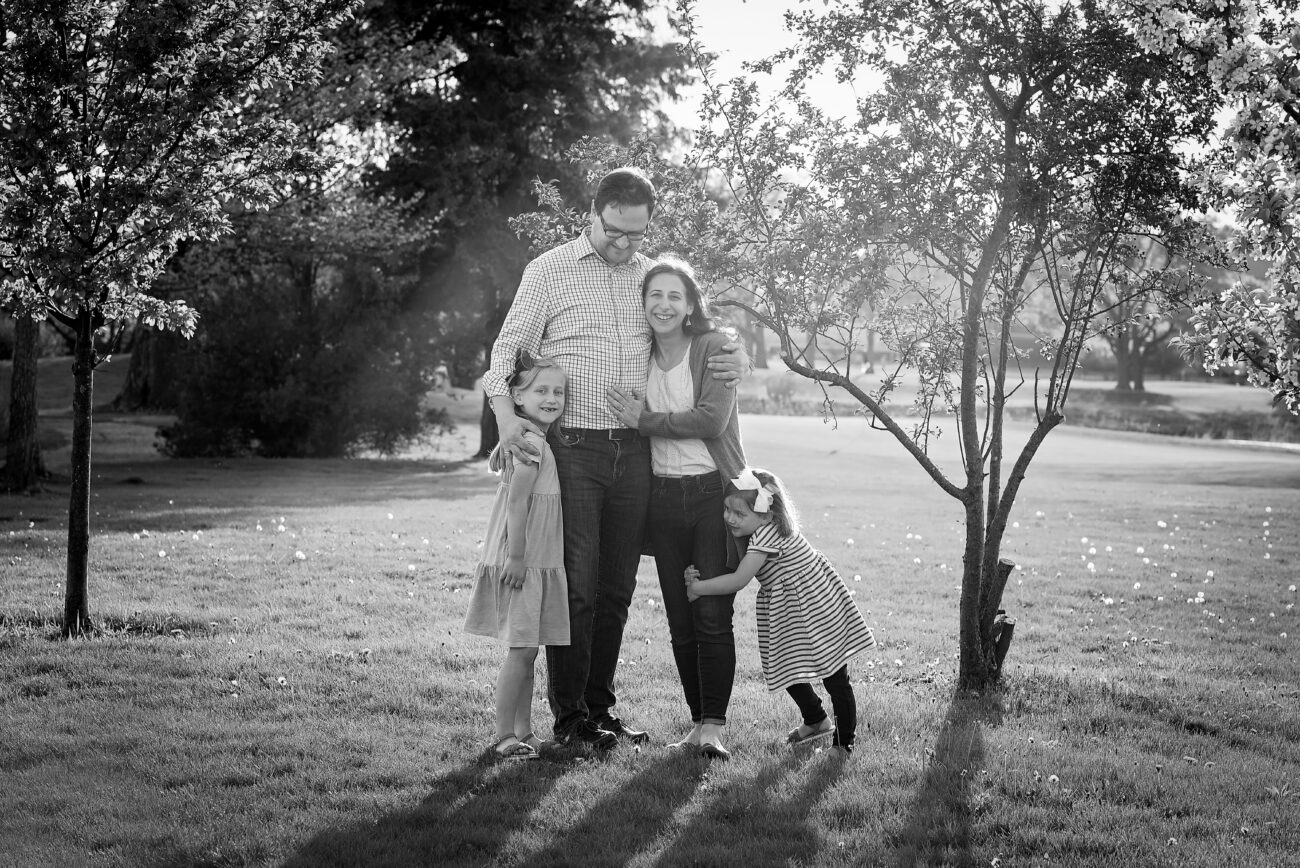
[606,257,747,760]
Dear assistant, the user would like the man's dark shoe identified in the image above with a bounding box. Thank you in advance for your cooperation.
[593,714,650,745]
[556,719,617,751]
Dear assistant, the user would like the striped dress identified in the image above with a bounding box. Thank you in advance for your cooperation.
[747,523,876,692]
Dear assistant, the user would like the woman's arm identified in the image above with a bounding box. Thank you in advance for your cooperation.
[687,550,767,600]
[636,333,737,440]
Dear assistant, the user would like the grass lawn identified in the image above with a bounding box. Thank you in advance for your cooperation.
[2,413,1298,867]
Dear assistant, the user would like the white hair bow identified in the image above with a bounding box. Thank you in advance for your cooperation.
[732,469,774,513]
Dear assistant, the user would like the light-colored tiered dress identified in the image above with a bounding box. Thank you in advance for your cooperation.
[464,433,570,647]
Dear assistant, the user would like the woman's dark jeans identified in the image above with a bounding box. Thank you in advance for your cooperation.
[786,664,857,748]
[649,471,736,725]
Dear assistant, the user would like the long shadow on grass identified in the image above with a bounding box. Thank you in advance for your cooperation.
[285,759,564,868]
[514,752,703,867]
[884,692,1003,867]
[648,750,848,866]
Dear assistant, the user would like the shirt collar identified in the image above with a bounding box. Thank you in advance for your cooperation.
[575,230,601,261]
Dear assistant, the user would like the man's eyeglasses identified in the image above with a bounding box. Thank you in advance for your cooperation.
[598,211,649,243]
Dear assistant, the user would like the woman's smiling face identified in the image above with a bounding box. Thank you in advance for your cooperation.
[643,272,694,337]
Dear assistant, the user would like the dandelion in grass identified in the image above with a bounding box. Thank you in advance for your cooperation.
[1103,597,1114,605]
[158,550,166,558]
[277,676,287,686]
[294,551,306,560]
[1134,583,1141,590]
[1157,520,1167,528]
[1136,546,1144,554]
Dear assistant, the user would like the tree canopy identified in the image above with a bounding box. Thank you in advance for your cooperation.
[0,0,358,633]
[1123,0,1300,410]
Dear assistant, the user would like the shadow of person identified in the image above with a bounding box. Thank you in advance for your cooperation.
[514,751,708,868]
[650,748,849,866]
[889,691,1004,867]
[284,758,563,868]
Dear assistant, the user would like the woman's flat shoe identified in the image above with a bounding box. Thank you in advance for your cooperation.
[786,720,834,746]
[699,741,731,760]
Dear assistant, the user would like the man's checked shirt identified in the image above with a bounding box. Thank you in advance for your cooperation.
[483,233,654,430]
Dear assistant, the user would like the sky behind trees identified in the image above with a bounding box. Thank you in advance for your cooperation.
[663,0,873,126]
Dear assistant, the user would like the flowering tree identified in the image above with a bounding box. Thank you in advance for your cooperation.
[0,0,356,635]
[524,0,1219,689]
[1123,0,1300,409]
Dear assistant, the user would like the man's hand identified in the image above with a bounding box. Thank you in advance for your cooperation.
[706,340,751,390]
[491,395,543,468]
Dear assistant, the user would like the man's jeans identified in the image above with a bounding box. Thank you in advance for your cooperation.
[648,471,736,725]
[546,428,650,735]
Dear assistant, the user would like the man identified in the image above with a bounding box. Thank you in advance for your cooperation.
[483,167,745,749]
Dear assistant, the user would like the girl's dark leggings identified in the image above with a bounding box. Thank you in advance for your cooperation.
[785,664,856,748]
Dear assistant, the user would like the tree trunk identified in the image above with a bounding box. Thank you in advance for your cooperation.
[63,309,95,637]
[1113,333,1133,391]
[2,314,46,491]
[957,497,993,690]
[110,327,188,410]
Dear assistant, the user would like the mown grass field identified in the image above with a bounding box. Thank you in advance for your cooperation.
[2,410,1298,867]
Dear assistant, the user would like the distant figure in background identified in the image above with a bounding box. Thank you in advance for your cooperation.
[430,362,451,395]
[686,468,876,754]
[464,353,570,761]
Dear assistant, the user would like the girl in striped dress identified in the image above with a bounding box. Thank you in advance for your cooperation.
[686,468,875,752]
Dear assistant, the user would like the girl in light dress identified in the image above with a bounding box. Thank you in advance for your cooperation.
[686,468,876,752]
[464,353,570,761]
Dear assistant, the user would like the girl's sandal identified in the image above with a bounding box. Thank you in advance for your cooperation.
[518,732,557,755]
[491,736,538,762]
[786,719,835,746]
